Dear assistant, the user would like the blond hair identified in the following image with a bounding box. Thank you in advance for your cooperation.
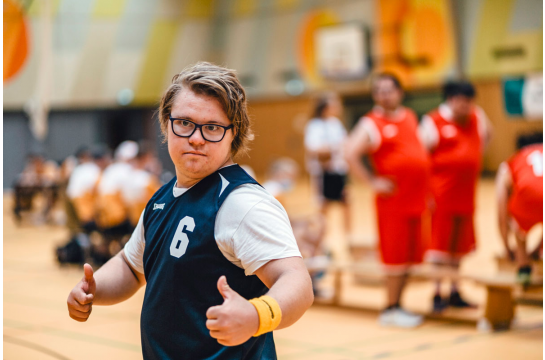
[158,62,253,158]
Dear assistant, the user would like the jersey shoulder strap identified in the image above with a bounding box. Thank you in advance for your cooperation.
[216,165,261,207]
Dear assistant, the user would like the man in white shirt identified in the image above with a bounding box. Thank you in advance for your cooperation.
[67,62,313,360]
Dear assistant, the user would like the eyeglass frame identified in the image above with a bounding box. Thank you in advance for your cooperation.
[169,116,234,143]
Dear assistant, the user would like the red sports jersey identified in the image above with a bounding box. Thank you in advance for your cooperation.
[365,107,430,215]
[427,106,483,213]
[507,144,543,231]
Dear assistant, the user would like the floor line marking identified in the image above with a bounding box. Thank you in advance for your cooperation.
[4,318,142,352]
[4,335,73,360]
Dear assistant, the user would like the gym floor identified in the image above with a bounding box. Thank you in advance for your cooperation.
[3,179,543,359]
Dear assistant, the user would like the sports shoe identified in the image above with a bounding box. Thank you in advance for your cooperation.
[432,294,448,313]
[449,291,476,308]
[517,266,532,286]
[378,307,423,328]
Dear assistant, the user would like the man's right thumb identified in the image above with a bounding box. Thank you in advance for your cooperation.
[83,263,94,282]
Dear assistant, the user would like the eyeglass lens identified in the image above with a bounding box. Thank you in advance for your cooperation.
[172,119,227,142]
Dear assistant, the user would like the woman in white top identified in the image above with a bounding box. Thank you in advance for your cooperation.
[304,92,351,234]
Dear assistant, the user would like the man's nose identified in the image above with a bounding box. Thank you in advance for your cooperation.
[188,127,206,145]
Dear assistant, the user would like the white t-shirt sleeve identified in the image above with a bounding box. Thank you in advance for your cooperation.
[475,106,491,146]
[123,210,146,274]
[357,117,381,152]
[215,184,301,276]
[419,115,439,150]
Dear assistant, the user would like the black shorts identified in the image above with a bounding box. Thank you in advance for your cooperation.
[322,172,346,201]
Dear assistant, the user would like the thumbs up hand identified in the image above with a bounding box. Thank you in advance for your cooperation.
[206,276,259,346]
[67,263,96,322]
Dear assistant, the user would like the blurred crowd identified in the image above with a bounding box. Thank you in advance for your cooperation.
[13,141,167,264]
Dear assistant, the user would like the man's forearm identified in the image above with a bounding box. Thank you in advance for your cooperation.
[94,251,145,306]
[266,268,313,329]
[346,155,372,184]
[496,163,512,251]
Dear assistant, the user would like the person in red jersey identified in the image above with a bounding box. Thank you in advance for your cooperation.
[496,143,543,285]
[419,81,493,312]
[345,73,430,328]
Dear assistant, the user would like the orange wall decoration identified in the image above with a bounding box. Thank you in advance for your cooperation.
[4,0,30,83]
[374,0,456,88]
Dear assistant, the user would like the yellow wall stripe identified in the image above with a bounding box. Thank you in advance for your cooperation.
[133,20,180,105]
[27,0,63,17]
[93,0,127,18]
[185,0,214,19]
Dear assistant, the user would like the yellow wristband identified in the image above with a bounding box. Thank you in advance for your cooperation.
[249,295,282,337]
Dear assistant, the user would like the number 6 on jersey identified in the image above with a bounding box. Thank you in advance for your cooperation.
[170,216,195,258]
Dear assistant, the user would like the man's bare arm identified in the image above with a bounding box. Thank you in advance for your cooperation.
[67,250,146,321]
[344,121,373,183]
[205,256,313,346]
[93,250,146,305]
[344,121,395,194]
[254,257,314,329]
[496,162,513,259]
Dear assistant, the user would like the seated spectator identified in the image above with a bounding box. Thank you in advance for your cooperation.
[94,141,138,261]
[122,141,162,228]
[66,145,111,234]
[13,153,60,224]
[58,145,111,264]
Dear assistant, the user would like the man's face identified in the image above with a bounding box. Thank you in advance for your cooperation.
[448,95,474,120]
[372,78,403,110]
[168,88,234,184]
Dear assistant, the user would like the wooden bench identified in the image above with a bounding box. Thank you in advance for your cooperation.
[308,259,542,330]
[495,256,543,304]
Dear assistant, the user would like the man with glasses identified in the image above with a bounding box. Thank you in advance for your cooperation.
[67,62,313,359]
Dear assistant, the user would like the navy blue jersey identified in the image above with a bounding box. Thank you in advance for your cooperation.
[141,165,276,360]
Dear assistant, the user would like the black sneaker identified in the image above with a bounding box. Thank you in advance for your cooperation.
[433,294,447,313]
[449,291,476,308]
[517,265,532,286]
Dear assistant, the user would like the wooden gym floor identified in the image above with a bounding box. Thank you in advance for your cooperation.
[3,179,543,359]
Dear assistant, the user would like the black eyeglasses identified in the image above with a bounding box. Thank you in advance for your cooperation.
[169,116,234,142]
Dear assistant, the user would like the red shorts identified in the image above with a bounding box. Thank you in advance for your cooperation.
[511,212,542,233]
[426,210,475,262]
[377,211,424,272]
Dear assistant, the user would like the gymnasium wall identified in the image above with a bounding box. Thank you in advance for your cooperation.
[4,0,214,108]
[476,80,543,171]
[244,97,313,176]
[3,0,543,184]
[4,0,461,106]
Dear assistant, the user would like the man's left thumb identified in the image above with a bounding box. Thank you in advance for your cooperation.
[217,275,232,300]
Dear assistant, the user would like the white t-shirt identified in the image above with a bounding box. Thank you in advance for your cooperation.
[304,117,348,175]
[124,181,302,276]
[66,162,101,199]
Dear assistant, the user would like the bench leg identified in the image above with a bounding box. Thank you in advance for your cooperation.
[484,285,515,330]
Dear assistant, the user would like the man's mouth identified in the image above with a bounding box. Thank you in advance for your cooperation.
[183,151,206,156]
